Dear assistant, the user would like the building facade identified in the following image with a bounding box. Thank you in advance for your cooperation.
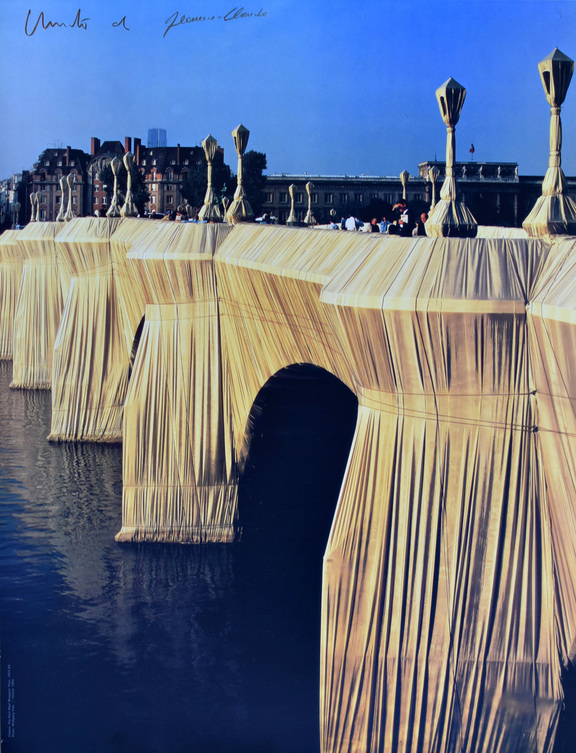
[261,162,553,227]
[11,142,576,228]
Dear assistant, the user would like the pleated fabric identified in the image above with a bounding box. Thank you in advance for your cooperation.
[116,221,237,543]
[476,226,529,239]
[528,238,576,669]
[0,230,25,359]
[10,222,70,389]
[49,217,148,442]
[5,218,576,752]
[215,225,571,753]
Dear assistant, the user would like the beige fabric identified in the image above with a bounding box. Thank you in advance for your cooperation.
[215,225,380,464]
[10,222,70,388]
[215,226,573,753]
[9,216,574,750]
[49,216,138,442]
[0,230,25,359]
[116,221,237,543]
[476,225,529,239]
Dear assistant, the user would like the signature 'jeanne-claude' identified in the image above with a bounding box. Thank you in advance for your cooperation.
[164,7,267,38]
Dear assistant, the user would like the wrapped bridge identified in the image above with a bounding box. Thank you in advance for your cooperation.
[3,216,576,752]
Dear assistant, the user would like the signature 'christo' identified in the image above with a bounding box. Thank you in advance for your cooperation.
[24,8,90,36]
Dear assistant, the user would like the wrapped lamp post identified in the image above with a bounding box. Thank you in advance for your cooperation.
[29,192,37,223]
[523,48,576,236]
[56,176,67,222]
[225,124,254,224]
[287,184,297,225]
[425,77,478,237]
[120,152,138,218]
[304,181,316,226]
[64,173,76,221]
[400,170,410,201]
[106,156,123,218]
[198,135,223,222]
[428,164,440,210]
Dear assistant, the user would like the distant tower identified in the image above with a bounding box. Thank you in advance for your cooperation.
[147,128,167,148]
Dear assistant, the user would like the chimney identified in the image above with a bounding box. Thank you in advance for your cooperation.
[66,145,71,166]
[177,143,181,164]
[134,137,141,165]
[125,137,132,154]
[91,137,100,156]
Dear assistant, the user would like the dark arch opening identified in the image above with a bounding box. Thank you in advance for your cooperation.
[128,316,145,382]
[233,363,358,752]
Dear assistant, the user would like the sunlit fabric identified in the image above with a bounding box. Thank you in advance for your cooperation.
[215,225,574,753]
[0,230,25,359]
[49,217,149,442]
[10,222,70,389]
[476,225,529,238]
[115,221,237,543]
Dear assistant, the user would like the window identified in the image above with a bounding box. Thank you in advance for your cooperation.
[45,160,50,166]
[150,195,156,204]
[58,160,63,167]
[167,196,173,204]
[70,161,75,167]
[324,193,333,203]
[94,197,99,205]
[40,209,47,220]
[296,193,303,203]
[340,193,348,204]
[355,193,363,203]
[40,195,46,204]
[311,193,318,203]
[102,196,107,205]
[265,192,273,203]
[142,159,146,166]
[152,160,157,166]
[280,193,288,203]
[371,193,380,200]
[184,160,189,165]
[167,184,173,191]
[72,196,77,205]
[170,160,176,166]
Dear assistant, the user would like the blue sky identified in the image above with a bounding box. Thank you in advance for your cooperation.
[1,0,575,178]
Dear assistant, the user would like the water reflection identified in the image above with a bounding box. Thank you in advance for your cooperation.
[0,361,358,753]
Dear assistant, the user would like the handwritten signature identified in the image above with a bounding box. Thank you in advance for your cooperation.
[24,9,130,35]
[164,8,267,37]
[23,8,266,38]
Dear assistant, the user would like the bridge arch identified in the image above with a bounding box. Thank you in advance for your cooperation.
[238,362,358,545]
[236,362,358,749]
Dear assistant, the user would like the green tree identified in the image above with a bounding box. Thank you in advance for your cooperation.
[241,150,267,216]
[180,151,234,211]
[99,163,150,215]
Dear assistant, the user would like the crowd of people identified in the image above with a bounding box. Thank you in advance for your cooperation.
[331,199,429,237]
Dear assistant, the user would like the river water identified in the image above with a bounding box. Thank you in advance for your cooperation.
[0,361,358,753]
[2,357,576,753]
